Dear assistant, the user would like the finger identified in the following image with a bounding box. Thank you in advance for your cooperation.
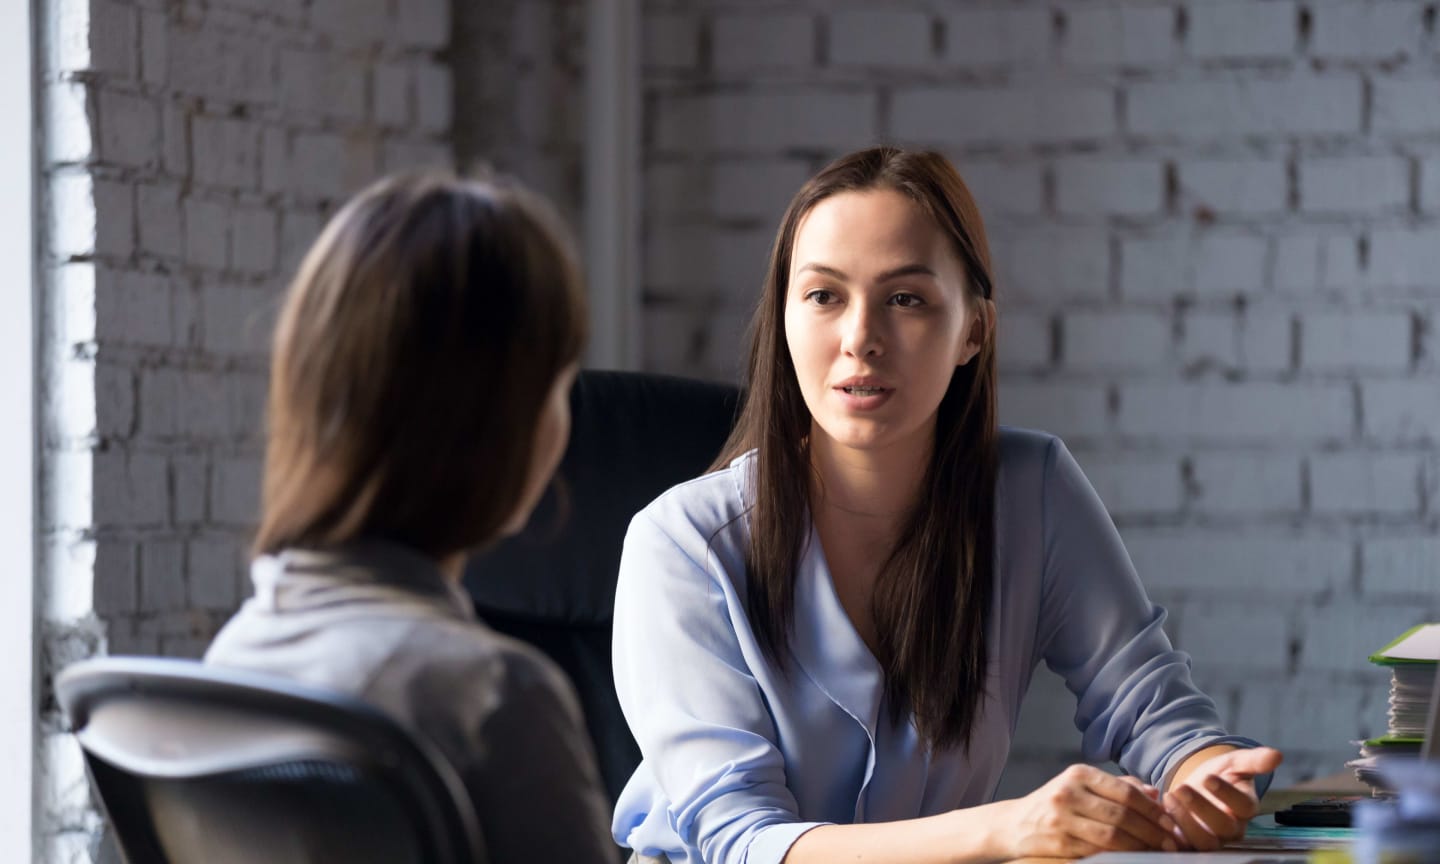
[1069,812,1152,852]
[1201,773,1259,821]
[1174,783,1241,841]
[1117,775,1184,838]
[1077,797,1177,850]
[1118,774,1162,801]
[1073,785,1176,850]
[1087,770,1169,827]
[1166,792,1221,852]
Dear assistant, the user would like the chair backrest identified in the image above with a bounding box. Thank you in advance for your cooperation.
[56,656,487,864]
[465,369,741,803]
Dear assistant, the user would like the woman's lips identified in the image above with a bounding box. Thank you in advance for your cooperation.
[834,384,893,410]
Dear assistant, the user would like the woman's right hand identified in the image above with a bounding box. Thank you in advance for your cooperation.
[990,764,1179,860]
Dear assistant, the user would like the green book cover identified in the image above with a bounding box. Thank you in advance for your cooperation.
[1368,623,1440,666]
[1362,735,1424,748]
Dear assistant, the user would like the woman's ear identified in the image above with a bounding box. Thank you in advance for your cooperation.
[956,298,994,367]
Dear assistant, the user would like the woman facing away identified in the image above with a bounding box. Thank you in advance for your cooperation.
[611,146,1282,864]
[205,172,616,862]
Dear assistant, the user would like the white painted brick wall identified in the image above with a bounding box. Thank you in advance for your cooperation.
[1176,604,1291,673]
[1055,158,1165,216]
[1309,2,1423,62]
[1299,604,1438,674]
[1178,159,1287,216]
[1118,382,1353,442]
[1300,311,1412,372]
[1002,227,1109,302]
[712,12,813,71]
[1073,453,1182,517]
[1310,452,1424,516]
[643,13,699,71]
[1421,158,1440,213]
[999,382,1110,440]
[1235,682,1370,752]
[1362,539,1440,597]
[830,10,932,69]
[893,84,1115,145]
[1364,380,1440,442]
[1128,77,1363,139]
[1188,453,1304,515]
[1128,534,1347,595]
[996,310,1052,374]
[655,89,877,154]
[38,0,455,855]
[945,9,1050,67]
[634,0,1440,793]
[1060,5,1175,67]
[1298,156,1410,215]
[1372,78,1440,134]
[1367,227,1440,289]
[956,160,1045,218]
[1187,1,1297,61]
[1063,309,1170,372]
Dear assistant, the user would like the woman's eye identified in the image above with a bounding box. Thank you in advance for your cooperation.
[889,292,924,308]
[805,289,837,305]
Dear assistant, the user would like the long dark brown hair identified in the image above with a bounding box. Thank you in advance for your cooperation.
[255,171,587,560]
[713,147,999,753]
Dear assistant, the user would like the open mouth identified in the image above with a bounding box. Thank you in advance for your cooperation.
[841,386,887,396]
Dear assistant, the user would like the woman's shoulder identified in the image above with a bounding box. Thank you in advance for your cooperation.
[634,448,755,537]
[375,614,583,720]
[998,425,1064,477]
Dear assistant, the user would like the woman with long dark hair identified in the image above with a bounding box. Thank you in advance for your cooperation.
[611,147,1280,863]
[205,172,615,862]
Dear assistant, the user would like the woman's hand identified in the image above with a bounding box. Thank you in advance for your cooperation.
[1163,746,1283,851]
[993,764,1179,860]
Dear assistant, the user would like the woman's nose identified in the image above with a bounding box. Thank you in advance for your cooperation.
[840,304,883,358]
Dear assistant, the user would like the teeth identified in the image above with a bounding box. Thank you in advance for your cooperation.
[844,386,883,396]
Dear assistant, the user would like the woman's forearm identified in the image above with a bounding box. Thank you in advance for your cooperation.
[1165,744,1239,793]
[782,800,1013,864]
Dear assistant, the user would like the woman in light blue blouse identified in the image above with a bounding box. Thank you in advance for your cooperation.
[611,147,1281,864]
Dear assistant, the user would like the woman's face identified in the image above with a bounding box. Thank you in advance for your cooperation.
[784,188,983,456]
[501,362,579,536]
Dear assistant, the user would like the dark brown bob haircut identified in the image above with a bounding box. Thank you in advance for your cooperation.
[254,171,587,560]
[713,146,999,753]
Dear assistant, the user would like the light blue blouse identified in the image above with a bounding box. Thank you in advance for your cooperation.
[611,428,1264,864]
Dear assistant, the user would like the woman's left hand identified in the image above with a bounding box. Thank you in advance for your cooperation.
[1163,746,1283,850]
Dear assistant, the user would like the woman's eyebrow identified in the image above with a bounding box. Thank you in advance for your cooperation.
[794,262,937,281]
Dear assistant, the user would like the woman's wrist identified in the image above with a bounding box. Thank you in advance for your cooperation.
[939,799,1012,864]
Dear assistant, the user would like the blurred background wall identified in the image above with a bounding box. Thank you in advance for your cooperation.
[31,0,1440,858]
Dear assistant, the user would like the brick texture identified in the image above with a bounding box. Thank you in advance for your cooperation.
[38,0,453,853]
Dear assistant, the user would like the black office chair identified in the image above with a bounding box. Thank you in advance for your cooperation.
[466,370,742,804]
[56,656,486,864]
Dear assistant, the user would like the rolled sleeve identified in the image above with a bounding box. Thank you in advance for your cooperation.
[613,506,823,864]
[1034,438,1270,789]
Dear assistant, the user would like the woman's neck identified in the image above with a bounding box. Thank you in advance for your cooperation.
[808,425,931,536]
[438,552,466,583]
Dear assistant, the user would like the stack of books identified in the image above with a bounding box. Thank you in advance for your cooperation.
[1350,623,1440,793]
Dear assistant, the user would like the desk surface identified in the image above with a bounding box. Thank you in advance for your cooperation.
[1005,770,1366,864]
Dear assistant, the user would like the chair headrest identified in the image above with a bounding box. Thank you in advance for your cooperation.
[464,370,741,624]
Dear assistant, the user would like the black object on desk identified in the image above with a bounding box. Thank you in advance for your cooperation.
[1273,795,1367,827]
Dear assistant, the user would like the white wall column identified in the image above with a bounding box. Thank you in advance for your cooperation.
[584,0,641,370]
[0,0,38,859]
